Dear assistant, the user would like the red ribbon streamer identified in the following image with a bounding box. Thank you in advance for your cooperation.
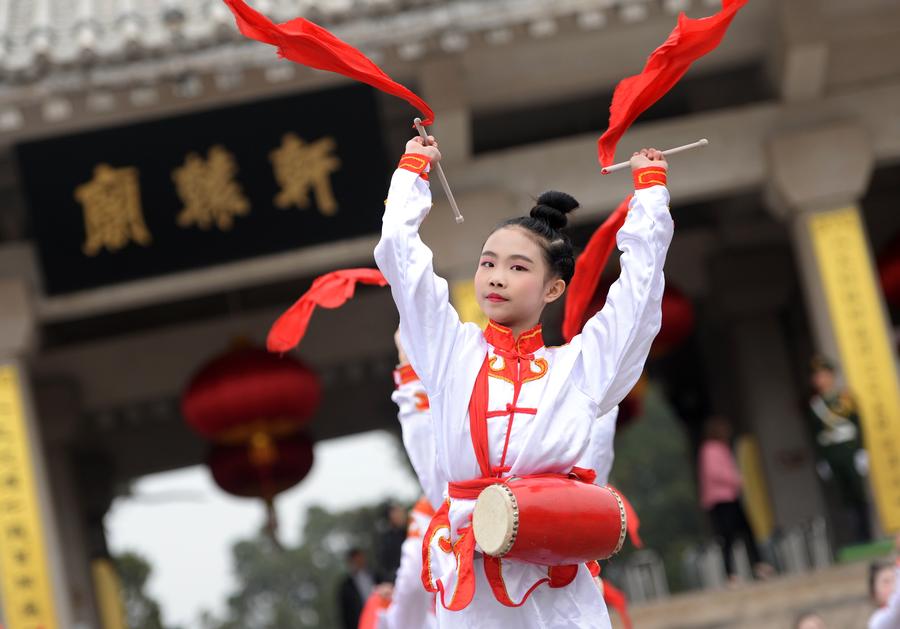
[223,0,435,125]
[603,580,633,629]
[267,268,388,353]
[562,196,631,342]
[597,0,748,167]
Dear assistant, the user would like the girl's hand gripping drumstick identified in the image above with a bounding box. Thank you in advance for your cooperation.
[601,138,708,175]
[414,118,464,224]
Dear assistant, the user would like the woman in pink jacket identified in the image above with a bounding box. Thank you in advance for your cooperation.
[698,416,771,583]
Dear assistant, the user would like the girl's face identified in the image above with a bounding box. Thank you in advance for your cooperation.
[875,565,896,607]
[475,227,565,330]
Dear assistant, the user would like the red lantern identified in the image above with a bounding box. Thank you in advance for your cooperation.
[580,277,695,358]
[617,372,647,427]
[879,236,900,308]
[182,344,321,548]
[652,285,696,357]
[207,433,314,500]
[181,344,321,443]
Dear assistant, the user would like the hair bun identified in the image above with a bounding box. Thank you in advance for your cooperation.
[530,190,579,230]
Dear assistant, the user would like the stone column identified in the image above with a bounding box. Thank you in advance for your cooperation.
[36,381,104,628]
[708,249,826,531]
[767,122,900,533]
[418,57,471,167]
[0,277,74,628]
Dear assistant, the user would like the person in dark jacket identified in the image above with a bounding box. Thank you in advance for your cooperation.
[338,547,376,629]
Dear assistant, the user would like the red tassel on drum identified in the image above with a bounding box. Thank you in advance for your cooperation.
[609,485,643,548]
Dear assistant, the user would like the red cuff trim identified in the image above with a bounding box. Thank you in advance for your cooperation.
[633,167,667,190]
[398,154,430,179]
[393,364,420,387]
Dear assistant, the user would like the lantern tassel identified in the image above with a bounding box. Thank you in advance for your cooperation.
[263,496,284,551]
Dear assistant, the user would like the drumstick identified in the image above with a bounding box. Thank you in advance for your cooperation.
[600,138,709,175]
[413,117,464,224]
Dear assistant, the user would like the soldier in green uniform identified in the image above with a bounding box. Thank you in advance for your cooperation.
[808,355,871,543]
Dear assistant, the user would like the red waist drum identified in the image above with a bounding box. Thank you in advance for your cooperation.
[471,477,627,566]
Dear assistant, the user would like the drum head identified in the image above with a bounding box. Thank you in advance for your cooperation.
[472,484,518,557]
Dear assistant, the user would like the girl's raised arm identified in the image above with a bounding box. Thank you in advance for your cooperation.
[574,154,674,413]
[374,139,468,397]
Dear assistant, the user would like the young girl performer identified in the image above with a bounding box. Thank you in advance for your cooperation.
[374,135,673,627]
[386,338,625,629]
[361,330,442,629]
[392,330,444,512]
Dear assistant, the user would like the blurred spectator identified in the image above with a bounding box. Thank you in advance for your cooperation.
[698,416,773,583]
[338,547,376,629]
[808,355,871,543]
[795,612,827,629]
[377,501,408,582]
[868,535,900,629]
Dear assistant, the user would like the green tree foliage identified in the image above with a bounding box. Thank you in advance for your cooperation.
[114,551,181,629]
[202,502,389,629]
[607,384,705,592]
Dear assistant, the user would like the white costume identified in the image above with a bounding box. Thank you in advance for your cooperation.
[586,408,618,487]
[374,367,440,629]
[374,160,672,628]
[869,564,900,629]
[377,497,438,629]
[393,366,445,511]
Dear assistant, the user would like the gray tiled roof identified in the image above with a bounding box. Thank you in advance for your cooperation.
[0,0,693,82]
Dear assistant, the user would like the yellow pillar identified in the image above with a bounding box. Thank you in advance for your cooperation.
[92,558,128,629]
[803,206,900,532]
[769,123,900,533]
[0,363,60,628]
[0,278,71,628]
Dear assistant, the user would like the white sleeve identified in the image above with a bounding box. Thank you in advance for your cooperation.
[393,374,445,510]
[374,168,467,397]
[590,407,618,486]
[380,537,433,629]
[869,565,900,629]
[574,185,673,413]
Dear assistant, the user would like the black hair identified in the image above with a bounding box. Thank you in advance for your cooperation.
[494,190,579,284]
[346,547,364,561]
[870,560,893,600]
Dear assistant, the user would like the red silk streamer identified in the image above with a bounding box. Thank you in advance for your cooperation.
[562,196,631,342]
[223,0,435,124]
[597,0,748,167]
[603,581,633,629]
[267,268,388,353]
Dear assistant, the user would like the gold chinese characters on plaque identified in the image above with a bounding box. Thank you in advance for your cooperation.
[173,145,250,231]
[75,164,151,256]
[270,133,342,216]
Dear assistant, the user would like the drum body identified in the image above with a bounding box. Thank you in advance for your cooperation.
[471,477,626,566]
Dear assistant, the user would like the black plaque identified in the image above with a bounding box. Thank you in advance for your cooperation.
[17,84,389,295]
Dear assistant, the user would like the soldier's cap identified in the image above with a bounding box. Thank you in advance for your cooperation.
[810,354,835,373]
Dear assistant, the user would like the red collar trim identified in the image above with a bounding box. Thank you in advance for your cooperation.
[483,320,544,355]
